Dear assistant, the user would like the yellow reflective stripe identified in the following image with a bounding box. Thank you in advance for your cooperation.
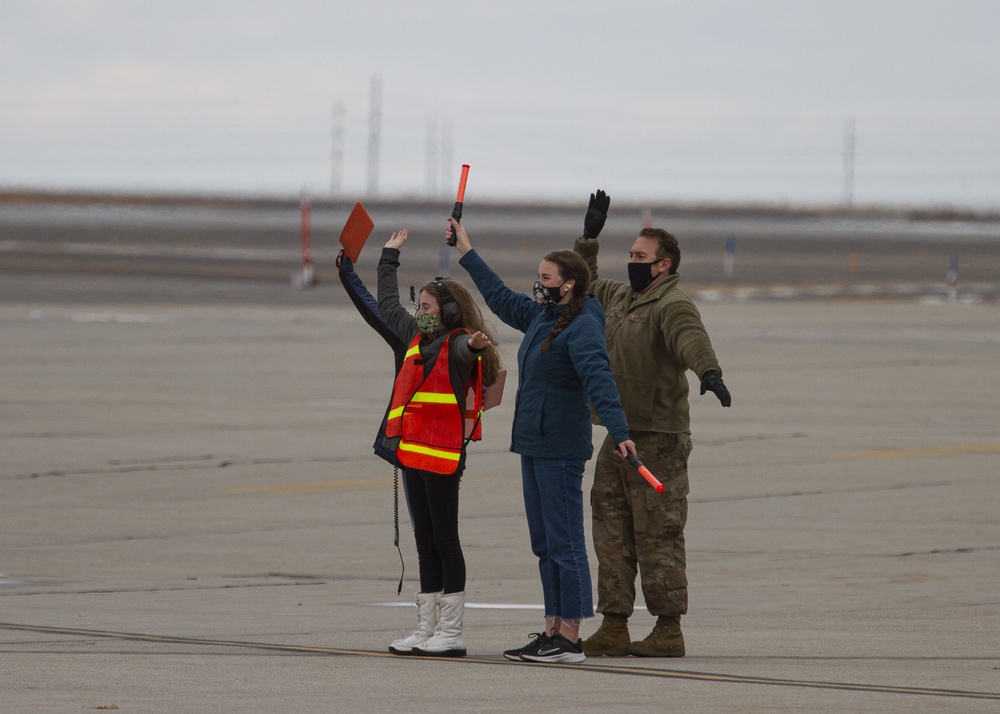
[398,442,461,461]
[405,344,421,359]
[410,392,458,404]
[389,392,457,421]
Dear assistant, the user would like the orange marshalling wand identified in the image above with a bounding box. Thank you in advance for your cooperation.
[447,164,470,246]
[626,454,665,492]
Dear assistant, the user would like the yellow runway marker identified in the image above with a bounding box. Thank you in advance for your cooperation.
[1,623,998,702]
[832,443,1000,460]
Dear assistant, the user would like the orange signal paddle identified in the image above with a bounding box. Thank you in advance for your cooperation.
[338,203,375,262]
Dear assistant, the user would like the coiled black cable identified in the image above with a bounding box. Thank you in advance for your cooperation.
[393,466,404,595]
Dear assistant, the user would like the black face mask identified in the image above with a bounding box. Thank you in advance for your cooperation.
[533,281,564,307]
[627,260,663,293]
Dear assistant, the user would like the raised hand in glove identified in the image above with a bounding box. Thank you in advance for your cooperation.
[700,370,731,407]
[583,189,611,239]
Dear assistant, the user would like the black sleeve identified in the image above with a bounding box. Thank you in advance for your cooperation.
[338,252,407,371]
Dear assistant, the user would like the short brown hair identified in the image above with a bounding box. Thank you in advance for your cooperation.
[639,227,680,274]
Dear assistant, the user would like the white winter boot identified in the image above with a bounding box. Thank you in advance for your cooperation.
[388,591,439,655]
[413,591,466,657]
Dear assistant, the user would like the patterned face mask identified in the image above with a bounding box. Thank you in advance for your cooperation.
[533,281,564,307]
[415,311,442,334]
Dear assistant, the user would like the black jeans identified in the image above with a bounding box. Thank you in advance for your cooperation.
[402,467,465,595]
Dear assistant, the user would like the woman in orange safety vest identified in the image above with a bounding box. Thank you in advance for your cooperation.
[376,228,501,659]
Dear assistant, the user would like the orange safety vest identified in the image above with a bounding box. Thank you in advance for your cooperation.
[384,331,483,474]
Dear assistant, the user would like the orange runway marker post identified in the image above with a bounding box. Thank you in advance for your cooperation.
[294,194,316,287]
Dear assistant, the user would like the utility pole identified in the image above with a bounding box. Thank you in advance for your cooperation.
[843,117,855,207]
[426,115,439,196]
[440,119,453,196]
[367,75,382,197]
[330,101,345,196]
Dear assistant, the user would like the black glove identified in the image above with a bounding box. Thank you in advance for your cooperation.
[582,189,610,239]
[700,370,731,407]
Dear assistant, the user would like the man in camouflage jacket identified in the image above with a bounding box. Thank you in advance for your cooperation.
[574,190,732,657]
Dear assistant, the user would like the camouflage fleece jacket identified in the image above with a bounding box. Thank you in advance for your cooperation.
[574,237,722,434]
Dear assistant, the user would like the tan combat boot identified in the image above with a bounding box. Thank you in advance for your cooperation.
[582,614,630,656]
[628,615,685,657]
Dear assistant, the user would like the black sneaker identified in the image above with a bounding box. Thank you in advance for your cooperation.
[503,632,549,662]
[520,632,586,663]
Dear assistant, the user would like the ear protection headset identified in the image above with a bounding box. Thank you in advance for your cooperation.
[431,278,461,323]
[410,278,460,324]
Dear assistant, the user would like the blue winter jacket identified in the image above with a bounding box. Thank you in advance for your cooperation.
[459,249,630,460]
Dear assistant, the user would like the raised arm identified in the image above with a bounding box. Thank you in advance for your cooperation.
[450,218,540,334]
[376,230,419,344]
[573,189,624,305]
[338,251,407,364]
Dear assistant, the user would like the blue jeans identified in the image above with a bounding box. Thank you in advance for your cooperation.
[520,456,593,621]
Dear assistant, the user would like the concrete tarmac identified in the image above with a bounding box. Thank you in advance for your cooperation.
[2,269,1000,711]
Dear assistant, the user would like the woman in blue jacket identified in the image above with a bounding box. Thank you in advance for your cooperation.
[447,218,636,664]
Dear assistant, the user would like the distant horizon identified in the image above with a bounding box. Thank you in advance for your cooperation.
[3,184,999,221]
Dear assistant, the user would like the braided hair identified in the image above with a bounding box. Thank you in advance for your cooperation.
[539,250,590,353]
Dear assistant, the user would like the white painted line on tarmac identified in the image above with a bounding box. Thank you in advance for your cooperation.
[366,602,648,611]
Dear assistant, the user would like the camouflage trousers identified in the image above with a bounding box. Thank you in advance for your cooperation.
[591,431,692,619]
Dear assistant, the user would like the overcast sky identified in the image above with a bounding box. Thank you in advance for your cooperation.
[2,1,998,208]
